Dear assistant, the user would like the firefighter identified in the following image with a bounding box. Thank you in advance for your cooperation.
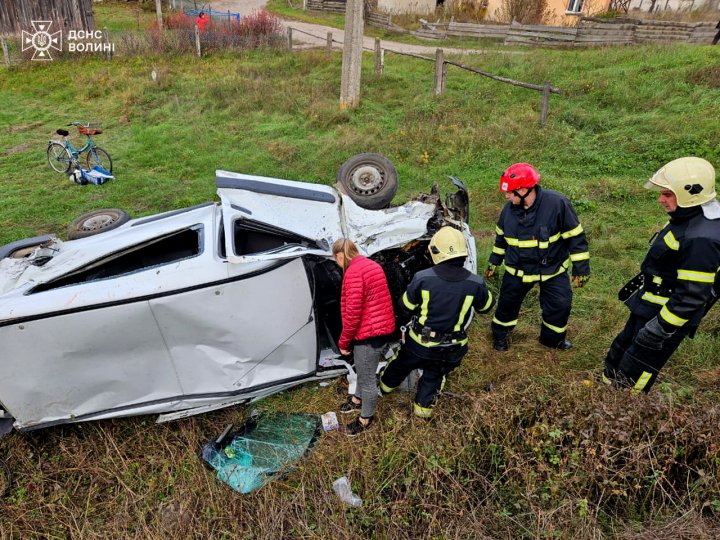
[486,163,590,352]
[602,157,720,393]
[379,226,495,419]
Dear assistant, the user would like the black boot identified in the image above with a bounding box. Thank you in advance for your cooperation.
[539,336,572,350]
[493,336,509,352]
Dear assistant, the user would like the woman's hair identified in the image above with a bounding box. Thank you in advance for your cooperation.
[332,238,359,271]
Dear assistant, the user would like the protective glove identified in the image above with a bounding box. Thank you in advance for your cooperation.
[634,316,675,351]
[572,275,590,288]
[485,264,496,281]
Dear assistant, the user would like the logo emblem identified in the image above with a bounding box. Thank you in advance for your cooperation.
[22,21,62,61]
[684,184,704,195]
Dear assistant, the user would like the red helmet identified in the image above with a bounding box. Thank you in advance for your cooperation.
[499,163,540,193]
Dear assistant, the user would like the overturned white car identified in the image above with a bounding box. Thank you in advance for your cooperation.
[0,155,475,432]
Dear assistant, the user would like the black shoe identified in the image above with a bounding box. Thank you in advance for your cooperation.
[341,416,373,436]
[539,337,572,350]
[493,337,509,352]
[339,397,362,414]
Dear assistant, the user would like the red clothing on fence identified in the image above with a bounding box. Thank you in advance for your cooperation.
[338,256,395,351]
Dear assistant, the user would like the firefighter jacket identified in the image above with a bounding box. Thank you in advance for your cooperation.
[338,256,395,351]
[626,206,720,330]
[489,187,590,282]
[400,260,494,354]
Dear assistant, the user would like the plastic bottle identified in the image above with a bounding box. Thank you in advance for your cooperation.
[332,476,362,507]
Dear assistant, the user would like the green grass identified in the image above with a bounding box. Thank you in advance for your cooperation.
[93,2,156,32]
[1,30,720,539]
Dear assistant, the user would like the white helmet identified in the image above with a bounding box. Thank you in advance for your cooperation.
[428,226,468,265]
[645,157,716,208]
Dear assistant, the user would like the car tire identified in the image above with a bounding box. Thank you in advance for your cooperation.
[68,208,131,240]
[336,153,399,210]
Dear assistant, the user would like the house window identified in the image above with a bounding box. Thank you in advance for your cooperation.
[566,0,585,12]
[31,227,203,293]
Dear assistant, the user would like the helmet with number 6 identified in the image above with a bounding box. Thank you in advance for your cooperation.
[499,163,540,193]
[645,157,716,208]
[428,226,468,265]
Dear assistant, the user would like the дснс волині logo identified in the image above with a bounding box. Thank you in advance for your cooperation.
[22,21,62,61]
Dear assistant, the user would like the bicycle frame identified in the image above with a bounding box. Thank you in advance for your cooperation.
[63,134,95,161]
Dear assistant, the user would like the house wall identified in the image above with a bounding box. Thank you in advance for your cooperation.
[628,0,720,11]
[378,0,437,14]
[485,0,612,25]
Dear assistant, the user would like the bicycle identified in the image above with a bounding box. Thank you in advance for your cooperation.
[47,122,113,175]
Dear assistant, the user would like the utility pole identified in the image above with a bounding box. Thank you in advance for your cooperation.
[339,0,364,110]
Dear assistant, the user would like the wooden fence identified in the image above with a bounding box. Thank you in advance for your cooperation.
[409,17,718,46]
[0,0,95,35]
[287,27,561,124]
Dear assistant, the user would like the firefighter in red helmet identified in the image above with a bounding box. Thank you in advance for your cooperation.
[486,163,591,352]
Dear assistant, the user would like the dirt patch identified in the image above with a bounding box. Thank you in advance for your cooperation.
[687,66,720,89]
[4,144,32,155]
[6,122,43,134]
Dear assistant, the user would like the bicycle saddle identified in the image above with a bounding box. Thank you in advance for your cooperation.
[56,129,69,136]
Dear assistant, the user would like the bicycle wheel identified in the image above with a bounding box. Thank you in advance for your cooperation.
[86,147,113,174]
[47,142,73,173]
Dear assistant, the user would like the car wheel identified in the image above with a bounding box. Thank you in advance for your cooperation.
[68,208,131,240]
[336,153,399,210]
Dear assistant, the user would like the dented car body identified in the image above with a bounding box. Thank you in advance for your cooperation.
[0,171,474,432]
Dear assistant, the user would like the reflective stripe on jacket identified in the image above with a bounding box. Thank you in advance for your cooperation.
[402,262,494,349]
[339,256,395,351]
[628,210,720,329]
[489,187,590,280]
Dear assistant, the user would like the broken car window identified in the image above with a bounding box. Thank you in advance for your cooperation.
[232,219,320,256]
[30,227,203,293]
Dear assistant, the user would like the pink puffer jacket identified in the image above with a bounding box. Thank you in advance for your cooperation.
[338,256,395,351]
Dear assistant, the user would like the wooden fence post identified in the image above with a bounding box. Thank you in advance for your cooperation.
[103,27,112,61]
[195,24,201,57]
[374,37,383,75]
[433,48,445,96]
[287,27,293,50]
[1,36,9,67]
[540,79,551,125]
[326,31,333,58]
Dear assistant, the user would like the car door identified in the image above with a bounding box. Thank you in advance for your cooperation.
[206,171,345,393]
[216,170,344,263]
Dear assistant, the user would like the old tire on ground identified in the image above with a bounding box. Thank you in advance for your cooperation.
[336,153,398,210]
[68,208,131,240]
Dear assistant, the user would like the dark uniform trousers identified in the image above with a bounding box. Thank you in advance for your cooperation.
[603,205,720,392]
[379,338,464,418]
[379,261,494,418]
[491,272,572,345]
[604,313,691,393]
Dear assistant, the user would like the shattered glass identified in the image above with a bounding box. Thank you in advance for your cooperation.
[201,413,322,494]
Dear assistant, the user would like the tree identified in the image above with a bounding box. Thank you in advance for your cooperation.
[609,0,631,13]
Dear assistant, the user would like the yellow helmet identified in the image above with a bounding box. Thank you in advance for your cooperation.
[644,157,716,208]
[428,226,468,265]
